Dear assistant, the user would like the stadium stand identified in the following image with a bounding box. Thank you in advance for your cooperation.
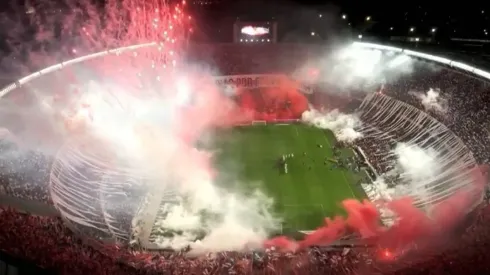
[2,204,490,275]
[0,43,490,274]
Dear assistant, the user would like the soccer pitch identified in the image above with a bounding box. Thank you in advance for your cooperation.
[208,123,368,236]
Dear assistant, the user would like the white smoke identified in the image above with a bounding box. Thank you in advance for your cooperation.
[372,178,395,200]
[375,143,442,204]
[295,43,415,92]
[27,62,281,254]
[301,109,363,142]
[394,143,441,182]
[410,88,448,113]
[394,143,442,204]
[151,177,280,253]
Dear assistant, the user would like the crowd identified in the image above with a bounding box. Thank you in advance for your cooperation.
[347,65,490,186]
[385,66,490,164]
[0,140,52,204]
[354,135,392,174]
[1,44,490,274]
[3,202,490,275]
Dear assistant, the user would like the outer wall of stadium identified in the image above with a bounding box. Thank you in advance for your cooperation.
[0,42,489,247]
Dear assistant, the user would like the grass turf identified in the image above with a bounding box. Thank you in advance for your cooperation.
[208,123,367,235]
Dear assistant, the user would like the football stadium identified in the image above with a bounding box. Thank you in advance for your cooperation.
[0,1,490,274]
[1,41,486,252]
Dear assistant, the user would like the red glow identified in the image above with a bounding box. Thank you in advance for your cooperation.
[379,248,395,261]
[309,68,319,76]
[236,85,308,121]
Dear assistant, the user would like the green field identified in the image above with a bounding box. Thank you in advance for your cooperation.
[207,123,367,235]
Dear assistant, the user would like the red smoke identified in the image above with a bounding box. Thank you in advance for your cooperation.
[265,165,487,255]
[172,81,308,145]
[171,81,485,257]
[236,85,308,121]
[54,63,487,260]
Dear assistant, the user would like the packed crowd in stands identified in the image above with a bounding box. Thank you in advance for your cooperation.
[0,140,52,204]
[385,66,490,164]
[354,134,392,174]
[1,44,490,274]
[349,65,490,178]
[3,202,490,275]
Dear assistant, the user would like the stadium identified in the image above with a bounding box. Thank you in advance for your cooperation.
[0,1,490,274]
[1,40,488,248]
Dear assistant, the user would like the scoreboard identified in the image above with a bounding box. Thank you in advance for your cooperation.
[233,21,278,43]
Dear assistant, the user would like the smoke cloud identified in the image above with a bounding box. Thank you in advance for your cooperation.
[45,71,282,253]
[410,88,448,113]
[0,0,483,260]
[376,143,444,209]
[294,43,415,93]
[301,108,363,142]
[0,0,285,254]
[394,142,442,182]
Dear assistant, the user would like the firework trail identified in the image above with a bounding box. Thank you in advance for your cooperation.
[1,0,290,253]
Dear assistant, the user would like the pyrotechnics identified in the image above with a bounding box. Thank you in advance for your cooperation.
[0,0,487,256]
